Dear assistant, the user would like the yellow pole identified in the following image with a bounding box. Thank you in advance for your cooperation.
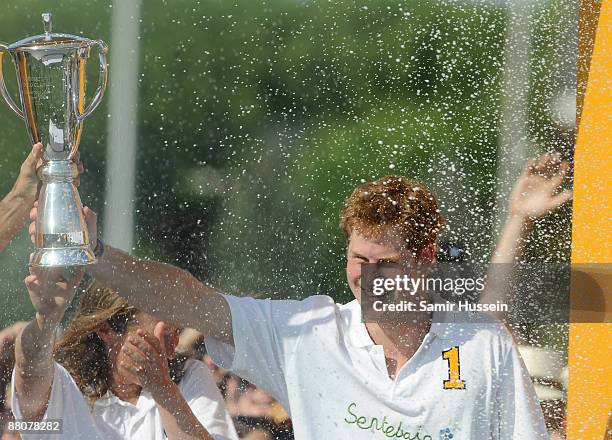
[568,0,611,438]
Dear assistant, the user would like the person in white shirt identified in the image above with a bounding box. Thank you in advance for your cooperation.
[27,154,571,439]
[13,276,238,440]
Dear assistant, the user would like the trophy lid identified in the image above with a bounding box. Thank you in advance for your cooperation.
[7,13,96,52]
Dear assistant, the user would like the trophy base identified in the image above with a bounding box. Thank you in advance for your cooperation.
[30,246,97,267]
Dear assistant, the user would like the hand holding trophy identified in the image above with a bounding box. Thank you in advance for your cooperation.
[0,13,108,266]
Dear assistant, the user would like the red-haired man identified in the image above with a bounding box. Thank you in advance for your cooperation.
[27,154,570,439]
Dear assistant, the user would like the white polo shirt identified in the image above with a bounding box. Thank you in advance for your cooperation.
[11,359,238,440]
[205,295,548,440]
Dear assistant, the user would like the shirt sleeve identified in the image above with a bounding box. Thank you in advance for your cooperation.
[494,343,549,440]
[11,362,100,440]
[179,359,238,440]
[204,294,330,410]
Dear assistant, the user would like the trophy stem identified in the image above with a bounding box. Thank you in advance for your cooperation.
[30,159,96,267]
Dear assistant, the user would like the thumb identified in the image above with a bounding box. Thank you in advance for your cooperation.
[154,321,168,354]
[83,206,97,225]
[155,322,178,358]
[83,207,98,243]
[24,143,44,170]
[548,190,573,211]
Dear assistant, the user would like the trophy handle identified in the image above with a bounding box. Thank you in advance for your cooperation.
[76,40,108,122]
[0,43,25,119]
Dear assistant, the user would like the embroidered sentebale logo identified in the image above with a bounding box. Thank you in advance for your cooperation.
[440,427,455,439]
[344,402,434,439]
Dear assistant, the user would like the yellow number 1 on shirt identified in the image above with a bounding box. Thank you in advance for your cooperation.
[442,346,466,390]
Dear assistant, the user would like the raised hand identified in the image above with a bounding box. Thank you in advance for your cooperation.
[8,143,85,202]
[0,144,46,252]
[16,267,84,423]
[24,266,85,322]
[119,328,173,392]
[509,152,573,222]
[11,143,44,203]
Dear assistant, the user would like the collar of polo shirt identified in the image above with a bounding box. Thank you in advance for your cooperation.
[344,300,452,348]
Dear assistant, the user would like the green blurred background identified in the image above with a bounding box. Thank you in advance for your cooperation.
[0,0,574,354]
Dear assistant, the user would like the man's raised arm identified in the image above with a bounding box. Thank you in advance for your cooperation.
[0,144,43,252]
[29,206,234,347]
[481,153,572,319]
[15,267,84,421]
[93,244,233,345]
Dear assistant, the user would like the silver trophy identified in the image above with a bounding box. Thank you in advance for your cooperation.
[0,13,108,266]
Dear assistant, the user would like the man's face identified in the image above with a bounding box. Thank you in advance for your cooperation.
[346,230,409,304]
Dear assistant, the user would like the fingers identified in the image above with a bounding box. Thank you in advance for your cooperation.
[531,152,563,178]
[123,343,148,365]
[559,160,570,173]
[20,144,45,182]
[154,322,166,344]
[29,267,65,291]
[521,158,537,177]
[157,322,180,358]
[547,190,573,211]
[83,207,98,248]
[24,270,56,302]
[29,204,98,246]
[29,201,38,221]
[117,361,141,386]
[83,207,97,238]
[31,143,44,162]
[139,330,165,354]
[27,266,84,291]
[526,153,571,190]
[29,202,39,244]
[546,153,562,175]
[131,330,165,360]
[548,163,568,189]
[74,154,85,175]
[123,332,167,384]
[28,222,36,244]
[73,152,84,188]
[24,274,40,290]
[29,266,59,281]
[23,143,44,170]
[531,153,548,175]
[154,322,170,355]
[83,206,96,223]
[127,336,155,361]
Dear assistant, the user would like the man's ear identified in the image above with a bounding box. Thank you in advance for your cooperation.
[418,243,438,264]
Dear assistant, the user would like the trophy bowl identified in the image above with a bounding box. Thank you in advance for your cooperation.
[0,13,108,266]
